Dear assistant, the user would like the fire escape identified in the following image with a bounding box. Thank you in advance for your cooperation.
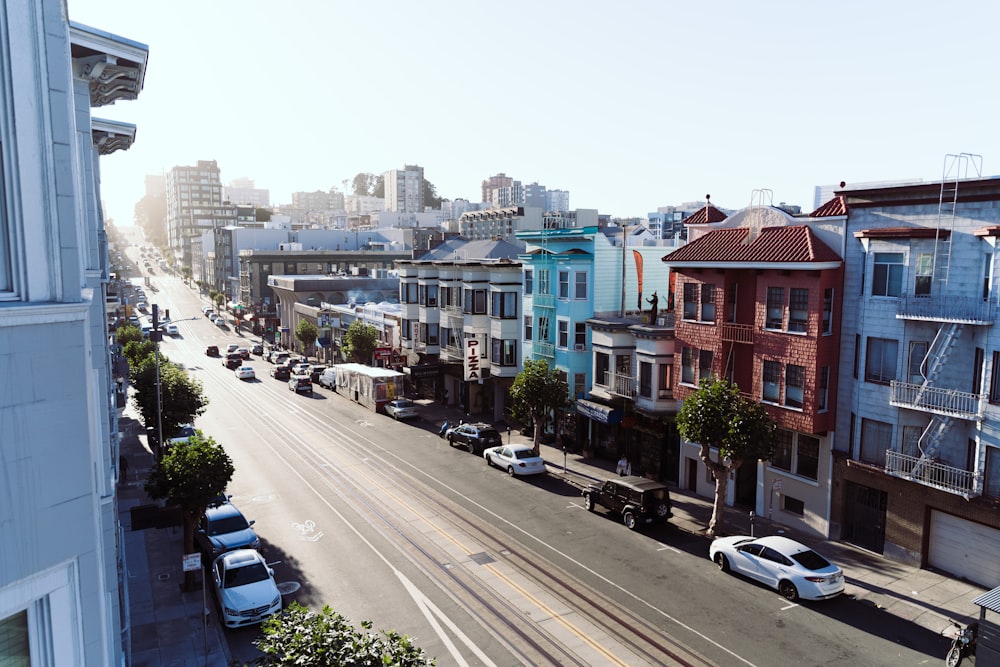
[888,153,991,497]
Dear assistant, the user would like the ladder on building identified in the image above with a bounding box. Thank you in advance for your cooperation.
[934,153,983,288]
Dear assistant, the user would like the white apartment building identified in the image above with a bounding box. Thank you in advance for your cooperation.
[383,165,424,213]
[166,159,235,265]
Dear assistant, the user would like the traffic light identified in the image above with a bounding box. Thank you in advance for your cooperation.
[165,309,170,319]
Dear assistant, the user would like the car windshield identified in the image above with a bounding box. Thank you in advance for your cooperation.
[790,549,832,570]
[208,515,249,535]
[223,562,269,589]
[396,400,413,407]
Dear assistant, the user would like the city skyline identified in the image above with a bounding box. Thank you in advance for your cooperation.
[70,0,1000,227]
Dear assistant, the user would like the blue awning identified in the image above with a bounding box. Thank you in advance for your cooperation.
[576,399,623,425]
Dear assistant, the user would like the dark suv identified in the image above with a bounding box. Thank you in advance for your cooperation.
[222,352,242,369]
[446,423,502,454]
[583,477,672,530]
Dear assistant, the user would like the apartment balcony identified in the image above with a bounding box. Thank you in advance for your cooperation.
[533,293,555,309]
[534,341,555,358]
[889,380,984,420]
[896,295,995,325]
[604,371,635,399]
[885,450,981,497]
[440,345,463,362]
[721,322,754,344]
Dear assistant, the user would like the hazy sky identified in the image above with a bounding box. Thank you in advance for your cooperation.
[70,0,1000,227]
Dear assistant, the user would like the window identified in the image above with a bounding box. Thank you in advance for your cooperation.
[683,283,698,320]
[785,364,804,409]
[491,291,517,319]
[523,315,533,342]
[853,334,860,379]
[574,373,586,398]
[557,319,569,348]
[766,287,784,329]
[763,360,781,403]
[818,366,829,411]
[681,347,695,385]
[860,418,891,466]
[698,350,713,383]
[984,254,993,301]
[985,446,1000,499]
[491,338,517,366]
[401,319,412,341]
[772,430,793,471]
[908,341,928,384]
[700,284,716,322]
[726,284,738,322]
[537,269,550,295]
[974,347,985,395]
[537,316,550,342]
[915,253,933,296]
[796,435,819,479]
[872,252,904,297]
[902,426,921,459]
[401,282,418,304]
[464,288,487,314]
[558,270,569,298]
[783,496,805,515]
[991,351,1000,403]
[574,322,586,347]
[788,288,808,333]
[865,337,898,384]
[639,362,652,398]
[524,270,533,295]
[596,353,610,386]
[822,288,834,334]
[659,363,672,394]
[575,272,588,299]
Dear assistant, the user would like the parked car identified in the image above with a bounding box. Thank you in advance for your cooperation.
[165,323,179,336]
[384,398,420,420]
[269,351,289,366]
[205,345,219,357]
[236,348,250,360]
[582,477,673,530]
[484,444,546,476]
[235,365,255,380]
[202,306,213,316]
[226,344,240,355]
[308,365,327,384]
[223,352,243,369]
[708,535,845,602]
[317,367,336,389]
[288,375,313,395]
[446,423,502,454]
[195,502,260,559]
[209,549,282,629]
[269,366,291,381]
[216,317,227,328]
[291,363,311,376]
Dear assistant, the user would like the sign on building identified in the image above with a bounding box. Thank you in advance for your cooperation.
[464,338,481,381]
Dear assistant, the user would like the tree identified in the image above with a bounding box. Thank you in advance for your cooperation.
[295,319,319,356]
[180,266,192,285]
[145,433,234,590]
[115,323,144,347]
[122,337,158,369]
[251,602,434,666]
[675,377,778,536]
[131,359,209,442]
[422,178,441,209]
[342,320,379,364]
[508,358,571,455]
[208,289,220,310]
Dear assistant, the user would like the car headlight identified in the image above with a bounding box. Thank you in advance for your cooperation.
[224,606,238,616]
[270,596,280,608]
[250,537,260,549]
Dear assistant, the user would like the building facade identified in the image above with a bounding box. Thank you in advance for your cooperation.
[383,165,424,213]
[0,10,147,664]
[166,159,235,265]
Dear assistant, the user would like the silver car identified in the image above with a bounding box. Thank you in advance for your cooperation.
[384,398,420,420]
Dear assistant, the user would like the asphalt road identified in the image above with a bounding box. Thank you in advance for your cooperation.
[140,266,953,667]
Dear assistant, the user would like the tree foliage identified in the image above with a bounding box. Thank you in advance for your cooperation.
[116,323,144,347]
[295,319,319,354]
[251,602,434,666]
[508,358,571,454]
[676,377,777,535]
[422,178,441,209]
[352,173,380,197]
[342,320,379,364]
[130,358,209,441]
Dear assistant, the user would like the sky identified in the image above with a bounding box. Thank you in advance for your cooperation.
[70,0,1000,227]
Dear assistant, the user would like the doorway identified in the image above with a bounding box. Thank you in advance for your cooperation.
[842,482,887,553]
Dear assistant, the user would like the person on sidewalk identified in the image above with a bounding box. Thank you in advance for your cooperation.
[616,455,631,477]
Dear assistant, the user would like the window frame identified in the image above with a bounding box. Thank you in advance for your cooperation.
[872,252,904,297]
[865,337,898,385]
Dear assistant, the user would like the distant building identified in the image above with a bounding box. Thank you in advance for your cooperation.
[291,189,336,212]
[459,206,543,242]
[166,160,236,265]
[547,189,570,213]
[225,177,270,208]
[384,165,425,213]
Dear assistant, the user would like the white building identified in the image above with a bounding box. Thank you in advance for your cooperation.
[383,165,424,213]
[0,11,148,665]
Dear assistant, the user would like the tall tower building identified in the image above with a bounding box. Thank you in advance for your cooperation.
[166,160,235,265]
[383,165,424,213]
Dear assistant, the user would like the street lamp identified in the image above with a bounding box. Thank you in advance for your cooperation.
[151,304,164,456]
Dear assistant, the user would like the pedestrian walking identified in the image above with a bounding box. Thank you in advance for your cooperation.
[616,455,631,477]
[439,421,449,438]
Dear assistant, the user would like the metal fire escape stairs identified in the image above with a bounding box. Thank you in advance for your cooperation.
[909,154,982,479]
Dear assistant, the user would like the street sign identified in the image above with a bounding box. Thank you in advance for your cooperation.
[182,553,201,572]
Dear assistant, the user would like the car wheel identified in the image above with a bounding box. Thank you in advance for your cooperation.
[714,553,730,572]
[467,442,475,454]
[485,454,492,467]
[623,511,637,530]
[507,465,516,477]
[584,493,594,512]
[778,580,799,602]
[447,435,454,447]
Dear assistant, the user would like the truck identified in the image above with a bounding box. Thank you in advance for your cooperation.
[330,363,405,413]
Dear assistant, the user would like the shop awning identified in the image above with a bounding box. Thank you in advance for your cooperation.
[576,399,623,425]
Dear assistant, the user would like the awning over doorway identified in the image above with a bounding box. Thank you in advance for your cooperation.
[576,399,623,425]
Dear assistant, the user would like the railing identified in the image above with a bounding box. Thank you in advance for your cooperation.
[534,341,555,358]
[885,450,980,496]
[889,380,983,420]
[721,322,754,344]
[604,371,635,398]
[533,293,555,308]
[443,304,462,315]
[896,295,995,324]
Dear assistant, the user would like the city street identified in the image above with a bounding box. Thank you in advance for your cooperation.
[137,266,952,666]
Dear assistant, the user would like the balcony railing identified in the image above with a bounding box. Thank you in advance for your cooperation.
[534,341,555,358]
[604,371,635,398]
[721,322,754,344]
[885,450,980,497]
[532,293,555,308]
[896,295,995,324]
[889,380,984,420]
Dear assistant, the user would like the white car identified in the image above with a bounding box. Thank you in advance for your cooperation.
[708,535,845,601]
[383,398,420,420]
[484,445,546,476]
[165,323,179,336]
[235,366,255,380]
[210,549,281,628]
[291,363,311,376]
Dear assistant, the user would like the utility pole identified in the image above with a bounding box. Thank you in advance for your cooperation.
[152,304,163,457]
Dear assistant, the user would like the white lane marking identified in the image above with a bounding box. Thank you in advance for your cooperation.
[658,545,681,554]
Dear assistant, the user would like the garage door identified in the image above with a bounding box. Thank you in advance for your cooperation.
[929,510,1000,588]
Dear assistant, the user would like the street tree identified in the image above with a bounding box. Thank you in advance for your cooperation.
[115,323,144,347]
[121,338,157,368]
[208,289,219,311]
[342,320,379,364]
[131,358,209,442]
[251,602,434,666]
[508,358,571,455]
[295,319,319,356]
[144,433,234,591]
[675,377,777,535]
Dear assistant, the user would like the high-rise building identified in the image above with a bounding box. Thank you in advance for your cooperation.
[166,160,235,265]
[384,165,425,213]
[225,177,270,208]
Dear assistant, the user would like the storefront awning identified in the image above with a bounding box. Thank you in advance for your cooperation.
[576,399,623,425]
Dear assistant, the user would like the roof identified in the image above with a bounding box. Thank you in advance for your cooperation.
[972,585,1000,613]
[662,225,842,266]
[416,238,524,261]
[854,227,951,240]
[682,204,729,225]
[810,195,847,218]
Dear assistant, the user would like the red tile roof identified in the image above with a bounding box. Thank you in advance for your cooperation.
[662,225,842,264]
[810,195,847,218]
[683,204,729,225]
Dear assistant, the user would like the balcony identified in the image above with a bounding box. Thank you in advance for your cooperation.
[896,295,995,325]
[604,371,635,398]
[534,341,555,358]
[721,322,754,344]
[444,304,462,315]
[885,450,981,497]
[440,345,463,362]
[533,293,555,309]
[889,380,983,420]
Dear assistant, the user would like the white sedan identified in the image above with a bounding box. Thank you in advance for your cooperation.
[235,366,255,380]
[165,323,179,336]
[708,535,845,601]
[383,398,420,420]
[483,444,546,476]
[210,549,281,628]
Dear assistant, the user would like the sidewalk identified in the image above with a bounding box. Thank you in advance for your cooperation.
[420,401,987,640]
[118,414,230,667]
